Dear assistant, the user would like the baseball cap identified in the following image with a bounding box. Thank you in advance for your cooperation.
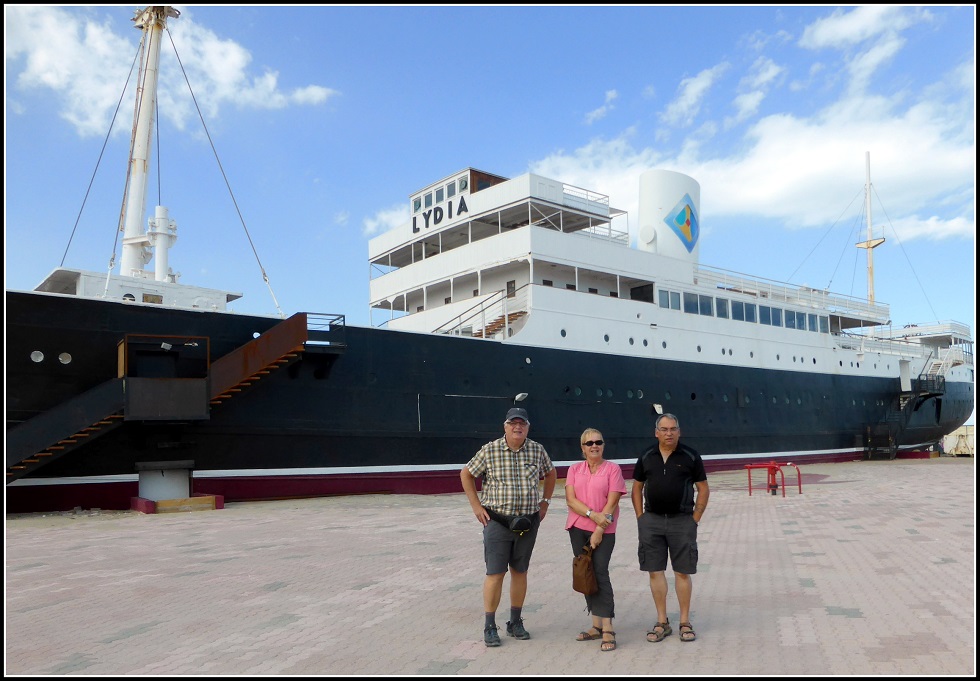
[505,407,529,424]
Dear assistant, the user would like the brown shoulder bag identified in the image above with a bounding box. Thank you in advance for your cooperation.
[572,543,598,595]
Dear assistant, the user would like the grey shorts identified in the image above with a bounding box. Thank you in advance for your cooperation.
[483,513,541,575]
[637,512,698,574]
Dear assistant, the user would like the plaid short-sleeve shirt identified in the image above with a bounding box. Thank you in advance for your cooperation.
[466,436,555,516]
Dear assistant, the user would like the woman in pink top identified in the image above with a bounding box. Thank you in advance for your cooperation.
[565,428,627,651]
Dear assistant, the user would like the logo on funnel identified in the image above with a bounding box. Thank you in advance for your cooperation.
[664,194,699,253]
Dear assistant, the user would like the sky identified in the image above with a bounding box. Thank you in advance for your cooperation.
[5,6,976,415]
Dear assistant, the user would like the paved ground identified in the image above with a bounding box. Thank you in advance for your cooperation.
[4,458,975,676]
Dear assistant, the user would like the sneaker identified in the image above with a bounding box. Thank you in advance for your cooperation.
[484,625,501,647]
[506,618,530,640]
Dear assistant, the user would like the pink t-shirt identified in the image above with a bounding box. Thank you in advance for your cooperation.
[564,460,628,533]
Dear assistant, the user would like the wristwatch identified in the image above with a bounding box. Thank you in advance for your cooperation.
[541,498,551,505]
[604,513,614,523]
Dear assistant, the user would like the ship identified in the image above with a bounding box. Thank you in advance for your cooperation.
[6,7,974,513]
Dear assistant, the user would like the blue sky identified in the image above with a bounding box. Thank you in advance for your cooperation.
[5,7,975,345]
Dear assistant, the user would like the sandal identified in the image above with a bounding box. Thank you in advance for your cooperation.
[646,619,672,642]
[601,630,617,652]
[679,622,696,642]
[576,626,602,641]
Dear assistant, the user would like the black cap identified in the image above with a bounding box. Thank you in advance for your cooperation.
[505,407,529,423]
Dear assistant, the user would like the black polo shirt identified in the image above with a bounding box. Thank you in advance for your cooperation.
[632,443,707,515]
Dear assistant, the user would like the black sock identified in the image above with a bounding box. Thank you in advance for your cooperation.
[485,613,496,629]
[510,606,522,623]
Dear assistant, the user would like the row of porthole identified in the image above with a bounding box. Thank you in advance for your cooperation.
[558,331,889,371]
[564,385,887,409]
[30,351,72,364]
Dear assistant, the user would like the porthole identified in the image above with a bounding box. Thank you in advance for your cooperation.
[604,334,610,343]
[629,337,635,345]
[722,394,729,402]
[662,341,667,349]
[744,395,750,404]
[750,352,754,358]
[729,349,733,356]
[637,389,644,399]
[777,354,780,361]
[606,389,613,398]
[813,358,817,364]
[574,387,582,396]
[30,351,44,363]
[785,396,790,404]
[797,397,802,405]
[665,391,672,400]
[58,353,72,365]
[643,339,648,347]
[253,331,261,339]
[627,390,634,399]
[697,345,702,353]
[690,393,698,401]
[560,329,567,337]
[772,396,777,404]
[596,388,603,397]
[525,357,531,364]
[721,348,726,356]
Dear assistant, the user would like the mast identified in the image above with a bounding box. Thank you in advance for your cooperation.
[855,151,885,304]
[118,6,180,280]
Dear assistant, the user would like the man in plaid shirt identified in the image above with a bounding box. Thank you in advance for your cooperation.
[461,407,557,647]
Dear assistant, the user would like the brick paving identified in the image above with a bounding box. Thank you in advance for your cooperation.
[4,457,975,676]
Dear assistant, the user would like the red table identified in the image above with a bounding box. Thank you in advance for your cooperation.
[745,461,802,497]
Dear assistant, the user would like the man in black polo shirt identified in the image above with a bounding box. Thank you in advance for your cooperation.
[631,413,709,643]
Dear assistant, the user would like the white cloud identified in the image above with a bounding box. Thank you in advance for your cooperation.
[660,63,730,127]
[4,5,337,137]
[585,90,619,124]
[363,203,409,237]
[799,6,927,49]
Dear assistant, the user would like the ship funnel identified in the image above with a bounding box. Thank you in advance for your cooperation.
[637,170,701,264]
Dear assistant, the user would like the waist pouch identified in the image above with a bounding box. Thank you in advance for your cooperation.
[485,507,539,535]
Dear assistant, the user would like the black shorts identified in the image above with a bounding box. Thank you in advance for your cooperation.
[483,513,541,574]
[637,512,698,574]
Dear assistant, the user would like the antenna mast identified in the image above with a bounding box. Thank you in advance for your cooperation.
[855,151,885,304]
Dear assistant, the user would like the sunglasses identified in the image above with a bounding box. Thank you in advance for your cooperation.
[582,440,604,447]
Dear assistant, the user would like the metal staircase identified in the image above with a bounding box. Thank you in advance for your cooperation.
[865,375,946,460]
[5,312,346,483]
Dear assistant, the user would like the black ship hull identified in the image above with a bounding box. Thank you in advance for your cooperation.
[6,290,972,512]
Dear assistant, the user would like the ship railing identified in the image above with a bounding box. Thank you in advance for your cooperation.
[876,320,973,341]
[432,284,531,338]
[561,183,610,213]
[306,312,347,347]
[695,265,891,322]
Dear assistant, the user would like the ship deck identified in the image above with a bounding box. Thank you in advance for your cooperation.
[5,457,974,675]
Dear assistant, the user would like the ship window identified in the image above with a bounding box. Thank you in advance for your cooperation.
[785,311,796,329]
[589,288,598,294]
[629,337,634,345]
[413,197,422,213]
[424,192,433,208]
[744,303,756,323]
[444,297,451,304]
[543,279,553,287]
[632,283,654,303]
[699,295,713,316]
[610,291,618,297]
[683,292,699,314]
[771,308,782,327]
[473,289,479,297]
[797,312,807,330]
[637,390,644,398]
[123,293,136,301]
[732,301,745,321]
[560,329,566,337]
[143,293,163,305]
[447,182,456,198]
[715,298,729,318]
[819,316,829,333]
[30,351,44,363]
[808,313,818,332]
[566,284,576,290]
[575,386,581,396]
[507,280,516,298]
[760,306,772,325]
[417,305,424,312]
[58,352,72,364]
[436,187,444,204]
[658,289,670,308]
